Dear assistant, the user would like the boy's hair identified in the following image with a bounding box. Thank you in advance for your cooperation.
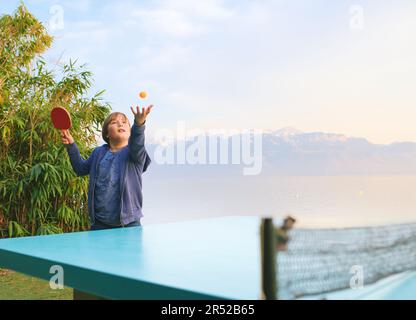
[102,112,130,144]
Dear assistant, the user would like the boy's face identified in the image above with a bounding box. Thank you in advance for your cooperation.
[107,114,131,143]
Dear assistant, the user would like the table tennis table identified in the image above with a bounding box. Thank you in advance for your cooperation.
[2,215,415,300]
[0,216,263,300]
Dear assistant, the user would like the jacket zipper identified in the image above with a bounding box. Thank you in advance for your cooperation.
[92,147,107,226]
[120,157,127,227]
[92,148,106,226]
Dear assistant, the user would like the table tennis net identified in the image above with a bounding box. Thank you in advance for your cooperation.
[275,221,416,299]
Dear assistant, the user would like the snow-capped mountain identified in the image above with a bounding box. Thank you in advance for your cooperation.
[268,127,303,137]
[145,128,416,176]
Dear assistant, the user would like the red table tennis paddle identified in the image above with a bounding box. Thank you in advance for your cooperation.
[51,107,72,130]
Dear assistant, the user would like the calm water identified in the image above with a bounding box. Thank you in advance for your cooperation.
[142,175,416,228]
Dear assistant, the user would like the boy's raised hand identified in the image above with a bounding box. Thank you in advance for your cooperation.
[130,105,154,126]
[61,129,74,145]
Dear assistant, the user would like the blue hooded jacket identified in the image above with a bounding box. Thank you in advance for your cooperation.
[65,122,151,226]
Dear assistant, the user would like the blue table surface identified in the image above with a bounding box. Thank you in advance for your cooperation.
[0,216,262,300]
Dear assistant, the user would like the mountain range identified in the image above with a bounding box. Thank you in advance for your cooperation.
[144,127,416,176]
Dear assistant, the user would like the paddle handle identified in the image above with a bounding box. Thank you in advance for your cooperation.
[61,129,74,145]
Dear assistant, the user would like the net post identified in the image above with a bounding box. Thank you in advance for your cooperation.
[260,217,277,300]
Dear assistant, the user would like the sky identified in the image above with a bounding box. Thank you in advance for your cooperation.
[1,0,416,144]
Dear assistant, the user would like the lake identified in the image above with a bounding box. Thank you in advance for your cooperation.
[142,175,416,228]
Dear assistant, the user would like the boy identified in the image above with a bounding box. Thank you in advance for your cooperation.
[61,105,153,230]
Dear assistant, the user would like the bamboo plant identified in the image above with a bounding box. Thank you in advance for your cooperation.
[0,4,111,237]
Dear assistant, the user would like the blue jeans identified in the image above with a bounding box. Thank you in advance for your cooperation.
[90,219,141,231]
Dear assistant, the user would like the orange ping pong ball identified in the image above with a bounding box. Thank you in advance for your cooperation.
[139,91,147,99]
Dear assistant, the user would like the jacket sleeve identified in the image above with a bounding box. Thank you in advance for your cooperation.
[128,121,151,172]
[65,142,95,176]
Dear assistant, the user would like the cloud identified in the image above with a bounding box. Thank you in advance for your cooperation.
[162,0,233,20]
[257,1,416,144]
[126,0,234,38]
[60,0,92,14]
[130,8,203,37]
[39,0,416,144]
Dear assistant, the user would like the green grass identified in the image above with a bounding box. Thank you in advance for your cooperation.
[0,269,73,300]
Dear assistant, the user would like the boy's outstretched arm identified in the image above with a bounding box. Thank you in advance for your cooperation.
[61,129,94,176]
[129,105,153,172]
